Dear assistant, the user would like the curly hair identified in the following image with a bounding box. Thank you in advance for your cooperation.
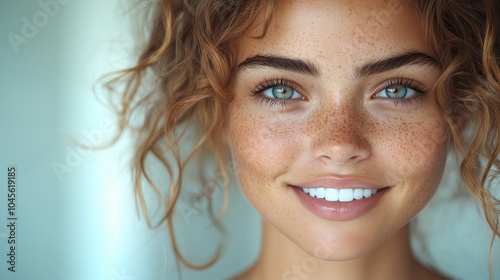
[413,0,500,273]
[103,0,500,275]
[104,0,277,269]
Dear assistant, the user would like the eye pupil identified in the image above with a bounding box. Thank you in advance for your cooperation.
[272,86,294,99]
[386,85,407,98]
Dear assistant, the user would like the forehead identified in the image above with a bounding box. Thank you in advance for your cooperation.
[236,0,430,71]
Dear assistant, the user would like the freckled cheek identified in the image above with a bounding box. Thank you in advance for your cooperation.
[228,111,303,184]
[373,120,448,225]
[384,117,448,196]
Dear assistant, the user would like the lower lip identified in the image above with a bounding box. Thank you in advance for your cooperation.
[291,186,387,221]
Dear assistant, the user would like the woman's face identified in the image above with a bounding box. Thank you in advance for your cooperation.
[228,0,448,260]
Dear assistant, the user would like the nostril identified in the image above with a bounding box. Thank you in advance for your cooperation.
[312,138,371,165]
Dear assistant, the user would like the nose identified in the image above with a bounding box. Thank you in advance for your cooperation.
[311,105,371,165]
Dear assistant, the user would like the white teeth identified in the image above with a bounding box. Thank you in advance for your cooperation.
[315,188,326,199]
[302,187,378,201]
[325,188,338,201]
[363,189,372,198]
[353,189,364,200]
[309,188,316,197]
[339,189,354,202]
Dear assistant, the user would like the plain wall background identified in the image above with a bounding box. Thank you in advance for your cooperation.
[0,1,498,280]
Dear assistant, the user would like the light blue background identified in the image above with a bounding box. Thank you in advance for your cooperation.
[0,1,260,279]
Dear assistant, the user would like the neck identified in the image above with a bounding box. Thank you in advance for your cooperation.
[244,220,429,280]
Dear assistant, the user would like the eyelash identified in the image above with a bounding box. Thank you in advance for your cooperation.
[251,77,429,108]
[251,78,301,108]
[375,78,428,107]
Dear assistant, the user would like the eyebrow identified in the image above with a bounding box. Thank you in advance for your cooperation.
[237,52,438,78]
[355,52,438,78]
[237,55,320,76]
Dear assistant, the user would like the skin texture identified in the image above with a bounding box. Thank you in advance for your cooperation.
[227,0,449,279]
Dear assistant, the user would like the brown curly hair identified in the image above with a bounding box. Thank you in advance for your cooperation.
[412,0,500,274]
[103,0,500,275]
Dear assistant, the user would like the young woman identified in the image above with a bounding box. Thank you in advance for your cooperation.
[106,0,500,279]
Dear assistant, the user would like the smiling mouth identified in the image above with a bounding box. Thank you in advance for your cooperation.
[291,185,388,221]
[302,187,378,202]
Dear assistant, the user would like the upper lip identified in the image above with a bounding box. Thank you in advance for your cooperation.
[291,177,386,190]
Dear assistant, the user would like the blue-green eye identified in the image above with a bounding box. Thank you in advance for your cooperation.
[374,78,428,104]
[261,85,303,100]
[376,84,416,99]
[252,78,305,107]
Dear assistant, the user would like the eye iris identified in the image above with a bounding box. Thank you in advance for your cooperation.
[385,85,407,98]
[272,86,294,99]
